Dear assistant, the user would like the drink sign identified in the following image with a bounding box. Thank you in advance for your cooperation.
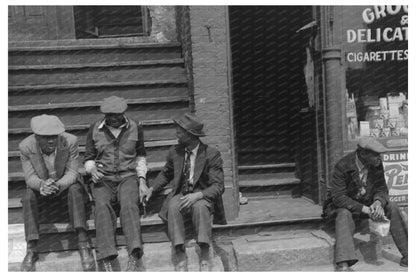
[382,151,408,205]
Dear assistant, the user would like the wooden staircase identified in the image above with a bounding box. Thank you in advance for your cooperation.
[8,40,189,244]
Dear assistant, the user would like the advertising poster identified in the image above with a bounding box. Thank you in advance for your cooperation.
[382,151,408,205]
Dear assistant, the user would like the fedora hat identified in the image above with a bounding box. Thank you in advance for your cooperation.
[173,113,206,137]
[31,114,65,136]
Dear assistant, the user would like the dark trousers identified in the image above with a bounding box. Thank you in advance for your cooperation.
[167,193,212,247]
[22,183,88,243]
[335,202,408,266]
[91,175,142,261]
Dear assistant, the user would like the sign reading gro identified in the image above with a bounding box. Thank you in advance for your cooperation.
[382,151,408,205]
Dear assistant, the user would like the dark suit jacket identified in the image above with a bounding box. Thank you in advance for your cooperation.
[19,132,81,192]
[324,152,389,217]
[151,143,227,225]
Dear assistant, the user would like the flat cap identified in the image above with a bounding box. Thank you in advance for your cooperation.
[358,137,387,153]
[30,114,65,135]
[100,96,128,114]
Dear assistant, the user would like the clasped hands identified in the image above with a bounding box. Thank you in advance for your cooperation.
[40,178,59,196]
[362,200,386,221]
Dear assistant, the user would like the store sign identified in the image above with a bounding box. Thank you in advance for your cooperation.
[382,151,408,205]
[346,5,408,63]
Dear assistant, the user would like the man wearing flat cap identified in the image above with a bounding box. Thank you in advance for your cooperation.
[19,114,93,271]
[84,96,149,271]
[143,113,226,271]
[324,137,408,271]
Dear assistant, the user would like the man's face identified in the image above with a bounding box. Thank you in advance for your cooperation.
[176,126,193,147]
[36,135,58,155]
[362,150,383,167]
[105,113,125,128]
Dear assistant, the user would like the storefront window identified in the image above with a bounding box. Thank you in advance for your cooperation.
[341,6,408,140]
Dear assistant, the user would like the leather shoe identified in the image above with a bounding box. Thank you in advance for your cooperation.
[199,259,210,271]
[336,262,353,272]
[79,245,95,271]
[400,256,408,267]
[20,249,39,272]
[126,255,145,271]
[99,257,114,272]
[175,259,188,272]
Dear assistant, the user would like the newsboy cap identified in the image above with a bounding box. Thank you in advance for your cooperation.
[100,96,128,114]
[357,137,387,153]
[173,113,206,137]
[30,114,65,136]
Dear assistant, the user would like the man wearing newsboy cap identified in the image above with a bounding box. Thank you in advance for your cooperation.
[84,96,149,271]
[323,137,408,271]
[142,113,226,271]
[19,115,93,271]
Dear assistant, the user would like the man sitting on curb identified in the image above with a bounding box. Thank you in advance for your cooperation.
[323,137,408,271]
[19,114,94,271]
[143,113,227,271]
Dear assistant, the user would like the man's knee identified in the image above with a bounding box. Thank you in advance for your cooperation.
[67,183,84,196]
[168,196,182,214]
[336,208,353,221]
[192,200,210,216]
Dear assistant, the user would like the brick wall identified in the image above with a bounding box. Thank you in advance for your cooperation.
[188,6,238,220]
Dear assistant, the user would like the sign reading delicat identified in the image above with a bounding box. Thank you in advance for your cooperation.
[346,5,408,63]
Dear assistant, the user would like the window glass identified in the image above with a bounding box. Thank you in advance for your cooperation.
[341,6,408,140]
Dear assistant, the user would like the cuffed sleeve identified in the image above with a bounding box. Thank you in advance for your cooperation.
[136,156,147,178]
[55,137,79,191]
[20,150,43,191]
[151,149,174,193]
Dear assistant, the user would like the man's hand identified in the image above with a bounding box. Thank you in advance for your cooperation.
[40,179,59,196]
[90,167,104,183]
[370,200,385,221]
[362,205,371,215]
[138,178,149,204]
[179,192,204,211]
[141,186,154,204]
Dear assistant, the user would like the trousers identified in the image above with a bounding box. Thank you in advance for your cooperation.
[167,193,212,247]
[335,201,408,266]
[92,175,142,260]
[22,183,88,242]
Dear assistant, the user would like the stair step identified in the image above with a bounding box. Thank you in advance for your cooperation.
[9,64,185,86]
[238,173,301,187]
[238,163,296,170]
[8,119,174,135]
[9,43,182,66]
[9,59,184,71]
[8,241,224,272]
[9,96,188,112]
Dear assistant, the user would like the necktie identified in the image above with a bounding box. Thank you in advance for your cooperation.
[181,149,192,195]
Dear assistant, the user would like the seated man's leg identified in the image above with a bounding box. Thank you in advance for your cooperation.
[118,176,143,258]
[20,188,41,271]
[66,183,95,271]
[335,208,358,267]
[91,181,118,261]
[191,198,212,271]
[385,201,408,265]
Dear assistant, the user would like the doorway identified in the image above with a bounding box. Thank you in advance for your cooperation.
[229,6,320,202]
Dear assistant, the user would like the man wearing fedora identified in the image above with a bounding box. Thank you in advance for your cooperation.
[323,137,408,271]
[19,114,94,271]
[84,96,148,271]
[143,113,226,271]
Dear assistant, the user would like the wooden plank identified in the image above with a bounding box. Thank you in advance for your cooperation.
[8,79,187,92]
[9,59,184,71]
[238,163,296,170]
[9,96,189,112]
[9,42,181,52]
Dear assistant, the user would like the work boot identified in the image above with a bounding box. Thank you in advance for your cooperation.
[20,249,39,272]
[336,262,353,272]
[126,253,145,271]
[199,259,210,271]
[175,259,188,272]
[78,243,95,271]
[99,257,116,272]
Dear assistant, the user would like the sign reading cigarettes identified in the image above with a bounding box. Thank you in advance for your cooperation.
[346,5,408,63]
[382,151,408,205]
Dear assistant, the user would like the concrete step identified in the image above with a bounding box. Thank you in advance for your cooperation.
[8,240,224,272]
[9,42,182,66]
